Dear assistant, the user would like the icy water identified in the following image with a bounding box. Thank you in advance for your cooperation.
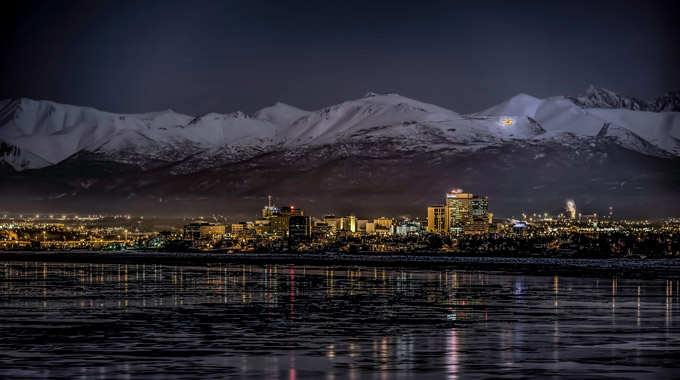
[0,262,678,379]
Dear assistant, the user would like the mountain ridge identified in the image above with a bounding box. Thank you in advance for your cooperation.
[1,87,679,218]
[566,85,680,112]
[2,87,679,173]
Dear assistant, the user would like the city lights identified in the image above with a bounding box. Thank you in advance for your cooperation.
[0,192,676,256]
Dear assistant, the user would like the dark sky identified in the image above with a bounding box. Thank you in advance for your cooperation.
[1,0,678,115]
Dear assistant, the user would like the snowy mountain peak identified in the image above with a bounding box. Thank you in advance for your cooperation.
[584,85,617,97]
[567,85,649,111]
[653,91,680,112]
[1,91,679,173]
[566,85,680,112]
[253,102,308,126]
[229,111,249,119]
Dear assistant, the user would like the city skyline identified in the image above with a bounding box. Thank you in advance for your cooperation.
[0,191,619,223]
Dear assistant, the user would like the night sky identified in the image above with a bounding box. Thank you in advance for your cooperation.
[1,0,678,115]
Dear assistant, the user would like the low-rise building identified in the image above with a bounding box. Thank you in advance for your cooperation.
[183,221,226,242]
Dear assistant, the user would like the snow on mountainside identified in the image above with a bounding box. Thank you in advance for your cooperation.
[0,98,279,170]
[566,85,680,112]
[0,87,679,173]
[473,88,680,157]
[252,102,308,126]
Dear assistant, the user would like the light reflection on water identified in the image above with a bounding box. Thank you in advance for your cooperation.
[0,261,679,379]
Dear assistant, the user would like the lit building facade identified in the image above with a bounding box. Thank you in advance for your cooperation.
[270,206,304,234]
[323,215,342,232]
[341,216,357,232]
[446,192,473,233]
[289,216,312,239]
[428,190,490,235]
[262,195,279,220]
[373,217,394,232]
[427,205,447,234]
[183,221,226,241]
[253,220,272,235]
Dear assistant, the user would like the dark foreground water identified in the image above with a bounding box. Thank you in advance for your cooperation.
[0,261,678,379]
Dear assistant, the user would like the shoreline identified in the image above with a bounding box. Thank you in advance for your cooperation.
[1,250,679,279]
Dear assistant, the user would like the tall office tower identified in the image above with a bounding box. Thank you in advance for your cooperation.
[471,196,488,217]
[427,205,447,234]
[270,206,304,233]
[467,195,490,233]
[262,195,280,219]
[445,191,474,234]
[288,216,312,239]
[429,190,490,234]
[341,215,357,232]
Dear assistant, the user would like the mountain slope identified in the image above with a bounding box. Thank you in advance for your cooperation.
[566,85,680,112]
[473,89,680,157]
[0,87,678,217]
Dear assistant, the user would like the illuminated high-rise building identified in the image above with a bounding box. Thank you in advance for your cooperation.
[341,216,357,232]
[428,189,490,234]
[270,206,304,233]
[445,191,473,233]
[289,215,312,239]
[427,205,447,234]
[262,195,279,220]
[468,196,490,234]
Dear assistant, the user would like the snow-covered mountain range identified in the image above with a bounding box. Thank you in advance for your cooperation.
[1,87,679,218]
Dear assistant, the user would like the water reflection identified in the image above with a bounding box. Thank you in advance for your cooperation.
[446,329,458,380]
[0,261,679,379]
